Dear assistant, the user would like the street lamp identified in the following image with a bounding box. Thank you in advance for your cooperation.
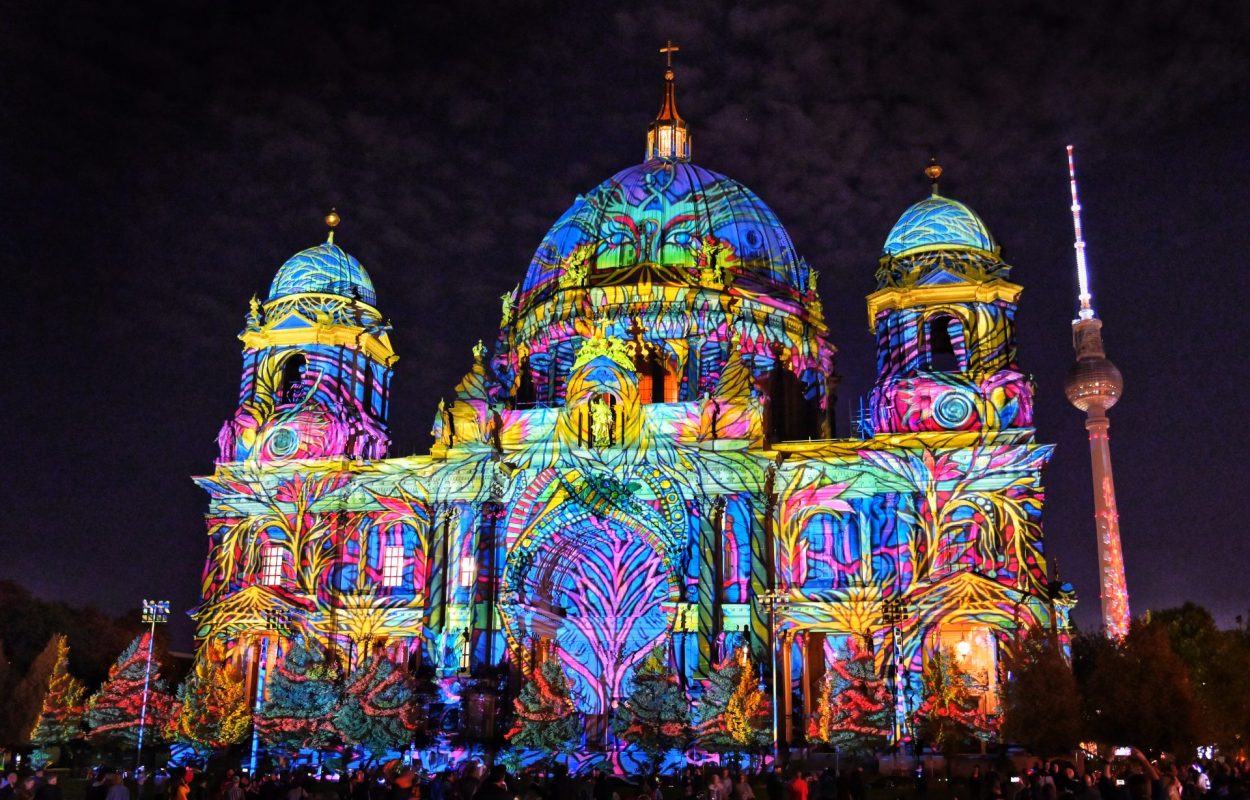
[136,600,170,773]
[881,596,909,747]
[760,589,789,764]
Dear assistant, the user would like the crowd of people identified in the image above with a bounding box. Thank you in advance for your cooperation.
[946,750,1247,800]
[0,751,1246,800]
[0,770,64,800]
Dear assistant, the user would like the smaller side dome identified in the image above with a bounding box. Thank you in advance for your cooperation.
[883,195,996,257]
[269,242,377,306]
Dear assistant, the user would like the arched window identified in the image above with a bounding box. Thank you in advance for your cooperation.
[768,364,820,442]
[515,357,537,406]
[280,353,309,403]
[635,349,677,404]
[361,360,375,415]
[925,315,964,372]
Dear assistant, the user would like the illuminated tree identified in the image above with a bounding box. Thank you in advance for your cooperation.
[808,640,892,754]
[698,648,770,750]
[255,637,344,752]
[506,648,580,753]
[172,639,250,750]
[911,647,995,757]
[29,635,87,751]
[615,644,690,766]
[696,651,739,748]
[334,647,418,756]
[724,648,771,748]
[85,633,174,749]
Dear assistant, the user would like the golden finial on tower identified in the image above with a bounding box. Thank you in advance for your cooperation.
[325,208,341,243]
[925,159,943,196]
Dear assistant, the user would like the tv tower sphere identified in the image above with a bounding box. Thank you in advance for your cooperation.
[1065,352,1123,412]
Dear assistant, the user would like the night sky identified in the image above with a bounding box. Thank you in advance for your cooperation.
[4,1,1249,648]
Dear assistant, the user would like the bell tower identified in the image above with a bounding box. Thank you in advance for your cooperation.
[867,163,1034,435]
[216,211,397,463]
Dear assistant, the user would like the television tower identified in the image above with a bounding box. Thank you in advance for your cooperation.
[1062,145,1130,638]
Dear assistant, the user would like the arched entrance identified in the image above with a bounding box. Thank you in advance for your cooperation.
[500,467,687,732]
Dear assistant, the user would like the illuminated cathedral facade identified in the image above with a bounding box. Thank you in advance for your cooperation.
[193,61,1072,755]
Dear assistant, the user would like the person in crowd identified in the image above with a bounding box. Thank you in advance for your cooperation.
[34,776,62,800]
[548,766,574,800]
[1074,773,1100,800]
[732,773,755,800]
[787,771,809,800]
[284,775,308,800]
[815,768,835,800]
[591,770,614,800]
[970,767,984,800]
[104,774,130,800]
[348,771,370,800]
[459,765,481,800]
[474,767,510,800]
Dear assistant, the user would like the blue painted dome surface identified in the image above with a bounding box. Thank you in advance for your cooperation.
[883,195,996,257]
[519,160,805,305]
[269,242,377,306]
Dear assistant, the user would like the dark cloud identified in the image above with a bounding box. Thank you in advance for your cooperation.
[2,0,1248,643]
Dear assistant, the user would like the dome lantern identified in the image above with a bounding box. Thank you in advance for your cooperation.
[646,41,690,162]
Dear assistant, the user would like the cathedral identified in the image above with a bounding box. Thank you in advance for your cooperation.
[193,58,1072,756]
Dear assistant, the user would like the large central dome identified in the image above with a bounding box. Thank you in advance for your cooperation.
[516,159,807,311]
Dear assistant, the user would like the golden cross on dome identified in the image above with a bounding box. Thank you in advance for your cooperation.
[660,40,680,68]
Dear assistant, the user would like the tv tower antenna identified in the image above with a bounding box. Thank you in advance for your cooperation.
[1068,146,1095,321]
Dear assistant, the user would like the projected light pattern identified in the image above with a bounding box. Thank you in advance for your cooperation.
[518,160,807,308]
[195,118,1069,768]
[883,195,997,257]
[269,241,377,306]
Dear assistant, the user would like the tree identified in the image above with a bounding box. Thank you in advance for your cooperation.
[0,581,149,690]
[615,644,691,767]
[1001,633,1081,756]
[0,640,11,746]
[2,634,61,747]
[506,648,580,754]
[697,647,770,751]
[695,652,738,748]
[171,639,250,751]
[255,637,344,753]
[1148,604,1250,750]
[1073,623,1204,754]
[334,647,419,757]
[29,635,87,752]
[85,633,174,749]
[808,639,892,754]
[911,647,995,757]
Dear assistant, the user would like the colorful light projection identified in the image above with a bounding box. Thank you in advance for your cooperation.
[193,78,1070,768]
